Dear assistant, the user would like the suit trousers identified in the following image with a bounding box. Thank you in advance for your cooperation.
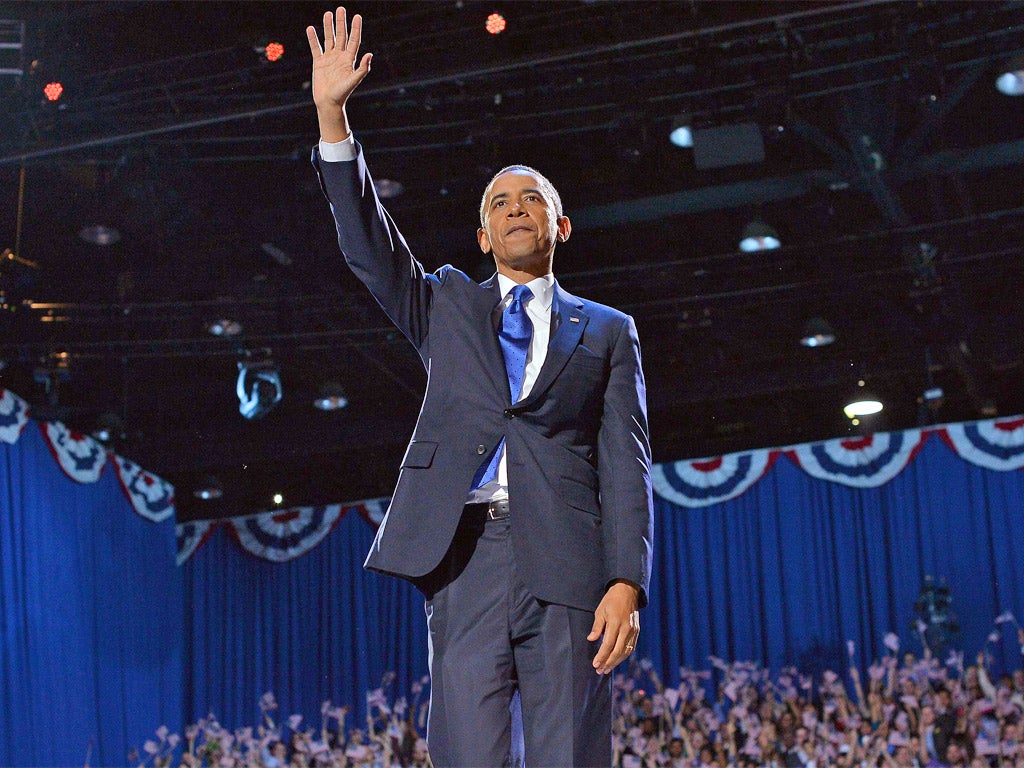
[422,505,612,767]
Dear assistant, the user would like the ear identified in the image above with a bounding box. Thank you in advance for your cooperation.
[477,227,491,254]
[555,215,572,243]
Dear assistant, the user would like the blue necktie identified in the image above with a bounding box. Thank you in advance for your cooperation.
[472,284,534,489]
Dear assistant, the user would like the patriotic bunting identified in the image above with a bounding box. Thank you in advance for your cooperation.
[229,505,344,563]
[40,421,107,483]
[652,450,777,508]
[114,456,176,522]
[0,389,30,444]
[176,520,214,566]
[6,388,1024,564]
[788,429,926,488]
[942,417,1024,471]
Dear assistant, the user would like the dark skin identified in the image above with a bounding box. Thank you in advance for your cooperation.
[306,7,640,675]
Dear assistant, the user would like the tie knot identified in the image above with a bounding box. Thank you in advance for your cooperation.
[508,284,532,308]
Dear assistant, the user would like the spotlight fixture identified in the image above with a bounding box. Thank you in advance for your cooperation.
[272,493,284,506]
[193,476,223,501]
[264,41,284,62]
[995,55,1024,96]
[800,317,836,348]
[738,221,781,252]
[843,381,883,420]
[78,225,121,246]
[373,178,405,199]
[668,115,694,148]
[314,382,349,411]
[91,412,126,445]
[43,81,63,101]
[236,358,282,419]
[207,318,243,337]
[485,13,507,34]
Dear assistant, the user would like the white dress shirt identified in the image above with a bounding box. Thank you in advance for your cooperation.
[319,136,554,504]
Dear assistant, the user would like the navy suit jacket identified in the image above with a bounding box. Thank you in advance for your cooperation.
[314,144,653,611]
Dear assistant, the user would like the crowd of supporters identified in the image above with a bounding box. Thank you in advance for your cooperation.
[137,627,1024,768]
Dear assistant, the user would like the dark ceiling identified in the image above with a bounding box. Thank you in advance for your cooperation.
[2,1,1024,520]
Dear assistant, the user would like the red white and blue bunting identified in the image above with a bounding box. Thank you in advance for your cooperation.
[229,505,344,563]
[652,450,777,508]
[114,456,176,522]
[787,429,927,488]
[5,389,1024,563]
[176,520,214,566]
[0,389,30,444]
[40,421,107,483]
[942,417,1024,472]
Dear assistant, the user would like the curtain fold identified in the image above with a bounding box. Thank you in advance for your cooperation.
[0,425,182,766]
[183,513,429,728]
[637,439,1024,681]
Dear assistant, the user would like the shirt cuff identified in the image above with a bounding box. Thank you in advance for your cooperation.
[318,135,357,162]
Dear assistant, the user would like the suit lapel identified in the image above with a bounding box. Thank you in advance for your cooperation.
[472,274,510,400]
[519,281,588,408]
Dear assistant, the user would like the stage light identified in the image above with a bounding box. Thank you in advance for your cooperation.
[668,115,693,148]
[738,221,781,252]
[800,317,836,348]
[193,476,223,500]
[207,319,243,337]
[43,81,63,101]
[236,359,282,419]
[374,178,405,199]
[91,413,125,445]
[265,41,284,62]
[486,13,506,34]
[79,225,121,246]
[843,381,883,419]
[314,382,349,411]
[995,56,1024,96]
[272,493,284,506]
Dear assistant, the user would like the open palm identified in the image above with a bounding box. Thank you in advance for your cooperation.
[306,7,372,111]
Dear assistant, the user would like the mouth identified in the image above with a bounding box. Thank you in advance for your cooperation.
[505,225,533,236]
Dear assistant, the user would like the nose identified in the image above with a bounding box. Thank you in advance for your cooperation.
[506,201,526,216]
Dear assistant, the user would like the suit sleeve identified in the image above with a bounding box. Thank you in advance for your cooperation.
[597,314,654,608]
[311,142,438,354]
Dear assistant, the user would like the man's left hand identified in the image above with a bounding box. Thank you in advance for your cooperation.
[588,580,640,674]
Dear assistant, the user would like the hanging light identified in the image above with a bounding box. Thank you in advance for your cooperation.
[995,55,1024,96]
[314,382,349,411]
[207,318,243,337]
[800,317,836,348]
[79,225,121,246]
[843,380,883,419]
[193,476,224,500]
[236,358,282,419]
[739,221,781,252]
[668,114,693,148]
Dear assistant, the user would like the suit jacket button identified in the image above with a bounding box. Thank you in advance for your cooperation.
[476,445,486,455]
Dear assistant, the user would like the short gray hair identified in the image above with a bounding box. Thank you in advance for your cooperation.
[479,165,563,227]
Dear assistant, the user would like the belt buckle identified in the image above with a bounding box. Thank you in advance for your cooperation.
[487,499,510,520]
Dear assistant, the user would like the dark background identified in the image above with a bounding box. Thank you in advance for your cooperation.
[2,1,1023,520]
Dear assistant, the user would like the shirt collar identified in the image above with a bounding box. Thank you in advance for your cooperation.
[496,272,555,310]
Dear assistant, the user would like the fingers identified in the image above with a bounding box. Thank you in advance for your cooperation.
[306,25,323,57]
[591,611,640,675]
[348,12,362,59]
[322,10,335,51]
[336,7,348,50]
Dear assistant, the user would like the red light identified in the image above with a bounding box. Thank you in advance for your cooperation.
[43,82,63,101]
[265,42,284,62]
[486,13,506,35]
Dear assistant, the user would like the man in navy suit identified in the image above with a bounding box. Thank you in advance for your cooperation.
[307,9,653,766]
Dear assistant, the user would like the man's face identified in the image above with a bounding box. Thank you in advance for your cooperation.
[478,170,569,277]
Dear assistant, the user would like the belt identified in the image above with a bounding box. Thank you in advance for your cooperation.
[465,498,511,520]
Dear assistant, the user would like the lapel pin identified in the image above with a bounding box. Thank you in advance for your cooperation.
[570,317,580,323]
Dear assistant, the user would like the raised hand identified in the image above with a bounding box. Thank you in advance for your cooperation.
[306,7,372,141]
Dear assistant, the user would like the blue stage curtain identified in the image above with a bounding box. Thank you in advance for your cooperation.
[183,512,429,729]
[638,436,1024,682]
[0,425,183,767]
